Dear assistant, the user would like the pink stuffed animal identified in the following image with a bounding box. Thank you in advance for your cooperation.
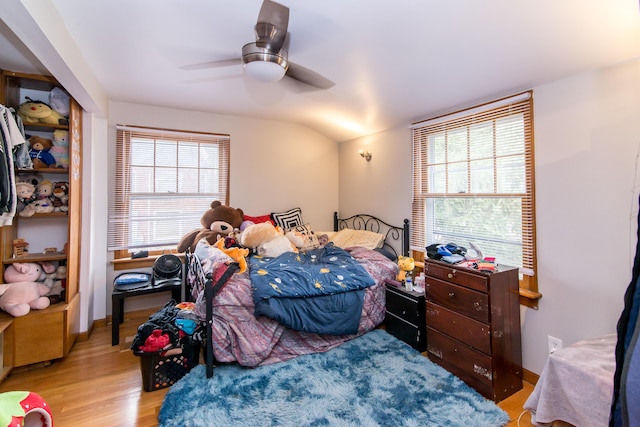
[1,262,52,317]
[0,282,50,317]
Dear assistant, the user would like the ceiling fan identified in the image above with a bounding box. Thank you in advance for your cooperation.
[185,0,334,90]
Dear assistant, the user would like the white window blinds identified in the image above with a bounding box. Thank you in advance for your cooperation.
[410,91,537,293]
[108,125,230,252]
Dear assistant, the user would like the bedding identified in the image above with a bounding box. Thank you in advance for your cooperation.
[250,243,375,335]
[189,244,394,367]
[186,209,408,377]
[186,213,408,372]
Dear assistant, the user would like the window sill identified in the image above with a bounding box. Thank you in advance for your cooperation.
[111,253,185,271]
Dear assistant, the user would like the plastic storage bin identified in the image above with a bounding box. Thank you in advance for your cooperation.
[137,342,200,391]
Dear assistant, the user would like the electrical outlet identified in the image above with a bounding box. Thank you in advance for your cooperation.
[548,335,563,354]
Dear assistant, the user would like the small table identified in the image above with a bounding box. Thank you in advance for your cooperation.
[111,283,182,346]
[384,280,426,351]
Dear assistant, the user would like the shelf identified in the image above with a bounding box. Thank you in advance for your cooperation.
[3,251,67,264]
[17,212,68,219]
[17,167,69,175]
[23,122,69,132]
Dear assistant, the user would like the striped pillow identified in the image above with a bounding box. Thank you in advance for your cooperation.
[271,207,303,230]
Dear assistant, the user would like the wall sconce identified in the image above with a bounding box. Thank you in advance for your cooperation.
[358,149,372,161]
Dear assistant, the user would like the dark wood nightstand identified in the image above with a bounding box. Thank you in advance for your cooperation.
[384,280,426,351]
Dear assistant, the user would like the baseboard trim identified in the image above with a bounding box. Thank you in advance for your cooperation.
[522,367,539,385]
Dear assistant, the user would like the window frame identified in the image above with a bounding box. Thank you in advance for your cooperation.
[410,91,540,307]
[110,125,230,261]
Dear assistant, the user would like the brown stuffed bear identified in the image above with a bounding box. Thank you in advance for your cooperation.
[28,136,57,168]
[177,200,244,253]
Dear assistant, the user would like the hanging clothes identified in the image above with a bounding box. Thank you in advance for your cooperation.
[0,105,27,226]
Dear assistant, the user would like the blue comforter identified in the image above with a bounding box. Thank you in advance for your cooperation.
[249,243,375,335]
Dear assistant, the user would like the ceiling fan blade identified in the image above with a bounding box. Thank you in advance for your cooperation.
[255,0,289,52]
[179,57,241,71]
[285,62,335,90]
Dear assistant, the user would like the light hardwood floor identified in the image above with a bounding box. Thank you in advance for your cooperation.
[0,308,537,427]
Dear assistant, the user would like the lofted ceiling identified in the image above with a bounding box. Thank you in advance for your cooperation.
[1,0,640,142]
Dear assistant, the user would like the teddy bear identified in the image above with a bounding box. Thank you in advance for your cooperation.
[177,200,245,253]
[1,262,52,317]
[51,129,69,168]
[18,97,67,126]
[239,221,299,258]
[52,181,69,212]
[28,136,57,168]
[396,255,415,283]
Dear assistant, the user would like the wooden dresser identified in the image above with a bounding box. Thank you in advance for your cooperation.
[424,259,522,402]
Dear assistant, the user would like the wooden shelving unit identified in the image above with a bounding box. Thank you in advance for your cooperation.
[0,69,82,372]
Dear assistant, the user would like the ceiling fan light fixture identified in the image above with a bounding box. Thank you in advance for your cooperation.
[242,42,289,82]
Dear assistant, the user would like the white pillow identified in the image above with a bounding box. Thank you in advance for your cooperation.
[328,228,385,250]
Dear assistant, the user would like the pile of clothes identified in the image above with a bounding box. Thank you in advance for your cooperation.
[131,299,201,356]
[426,242,496,271]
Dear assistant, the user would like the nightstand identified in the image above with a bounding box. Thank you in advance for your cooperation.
[384,280,426,351]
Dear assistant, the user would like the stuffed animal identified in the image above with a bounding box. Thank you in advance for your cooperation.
[18,97,67,125]
[396,255,415,283]
[177,200,245,253]
[15,181,36,214]
[32,198,54,214]
[214,238,249,273]
[51,129,69,168]
[28,136,57,168]
[1,262,52,317]
[0,282,51,317]
[47,265,67,303]
[33,180,55,213]
[4,262,44,283]
[239,221,298,258]
[49,87,70,117]
[52,181,69,212]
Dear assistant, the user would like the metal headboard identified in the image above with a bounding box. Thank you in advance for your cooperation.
[333,212,410,259]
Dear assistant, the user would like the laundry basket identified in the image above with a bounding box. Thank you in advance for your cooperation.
[137,340,200,392]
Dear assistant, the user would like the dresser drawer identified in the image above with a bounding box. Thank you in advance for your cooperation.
[425,277,489,323]
[425,261,488,293]
[426,302,491,354]
[426,327,494,399]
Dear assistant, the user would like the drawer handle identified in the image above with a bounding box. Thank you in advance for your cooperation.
[448,292,455,298]
[447,270,457,279]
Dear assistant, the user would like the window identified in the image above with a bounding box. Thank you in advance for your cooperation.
[410,91,539,305]
[108,125,230,259]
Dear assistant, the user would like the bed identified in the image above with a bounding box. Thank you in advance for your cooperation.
[185,212,409,377]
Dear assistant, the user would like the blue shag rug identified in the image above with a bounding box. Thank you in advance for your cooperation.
[158,329,510,426]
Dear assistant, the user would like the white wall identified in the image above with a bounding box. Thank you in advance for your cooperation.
[102,101,338,315]
[339,57,640,375]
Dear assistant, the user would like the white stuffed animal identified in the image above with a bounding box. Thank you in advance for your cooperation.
[239,222,298,258]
